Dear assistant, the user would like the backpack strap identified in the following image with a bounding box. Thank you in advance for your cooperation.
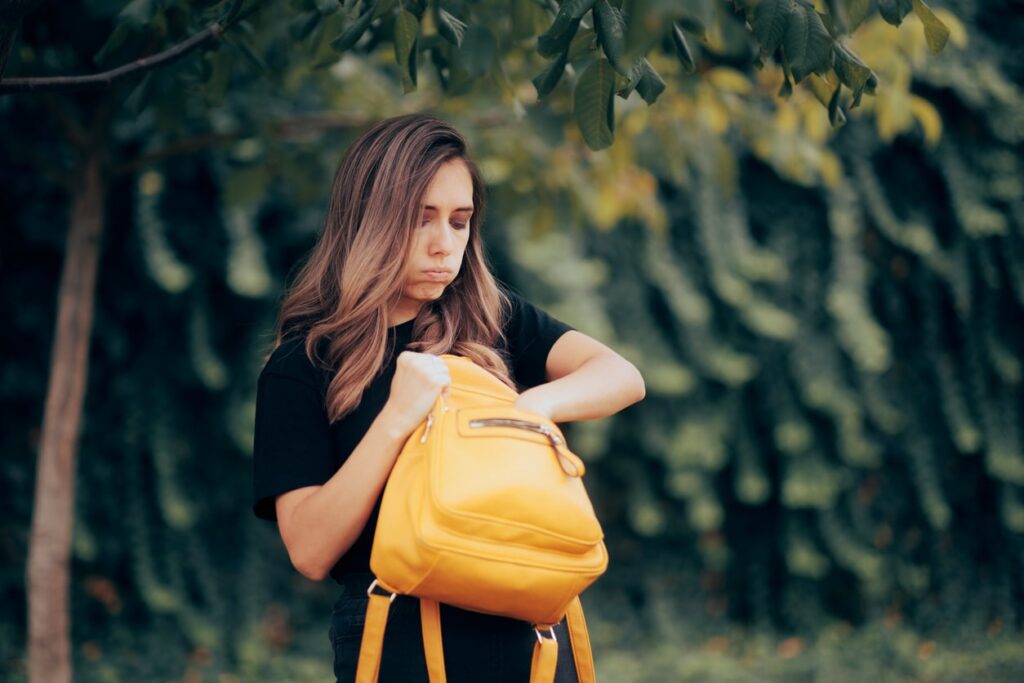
[566,596,597,683]
[354,580,395,683]
[529,624,559,683]
[355,585,598,683]
[420,598,447,682]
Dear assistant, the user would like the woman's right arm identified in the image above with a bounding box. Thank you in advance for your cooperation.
[274,350,451,581]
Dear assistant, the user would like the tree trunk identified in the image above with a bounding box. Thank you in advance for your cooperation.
[26,149,104,683]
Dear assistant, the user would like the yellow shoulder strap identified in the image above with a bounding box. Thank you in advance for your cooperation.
[355,592,598,683]
[420,598,447,682]
[566,596,596,682]
[529,625,559,683]
[354,589,393,683]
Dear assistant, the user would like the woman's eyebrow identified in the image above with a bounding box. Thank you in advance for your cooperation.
[422,204,474,212]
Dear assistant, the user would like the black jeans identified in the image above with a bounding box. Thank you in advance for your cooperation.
[329,572,580,683]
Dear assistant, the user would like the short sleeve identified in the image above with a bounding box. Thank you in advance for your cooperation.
[252,370,335,521]
[502,287,576,389]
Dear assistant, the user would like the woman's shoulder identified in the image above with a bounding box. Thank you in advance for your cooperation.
[259,335,331,391]
[496,283,568,331]
[497,282,528,320]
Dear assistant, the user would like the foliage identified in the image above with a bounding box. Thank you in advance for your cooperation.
[2,0,1021,680]
[2,0,951,149]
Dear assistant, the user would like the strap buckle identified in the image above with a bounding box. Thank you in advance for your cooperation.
[366,578,397,603]
[534,624,558,645]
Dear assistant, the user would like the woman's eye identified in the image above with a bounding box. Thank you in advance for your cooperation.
[421,217,468,230]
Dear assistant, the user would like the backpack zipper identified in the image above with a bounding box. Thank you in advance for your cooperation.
[467,418,584,477]
[467,418,565,448]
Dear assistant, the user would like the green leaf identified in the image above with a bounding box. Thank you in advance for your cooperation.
[532,48,569,99]
[307,16,327,57]
[635,58,665,104]
[394,9,420,92]
[512,0,549,40]
[330,6,375,52]
[201,50,232,107]
[429,44,448,89]
[828,83,845,127]
[574,56,616,150]
[124,71,155,115]
[436,7,467,47]
[912,0,950,54]
[833,42,872,94]
[224,34,267,72]
[237,18,258,38]
[842,0,871,30]
[594,0,628,76]
[851,71,878,108]
[373,0,397,20]
[783,2,833,82]
[93,23,137,67]
[119,0,158,26]
[458,25,496,80]
[671,22,696,73]
[289,10,322,42]
[309,11,347,65]
[878,0,913,26]
[778,45,795,97]
[676,14,707,41]
[778,71,793,97]
[615,55,643,99]
[820,0,847,35]
[622,0,668,64]
[538,15,580,58]
[556,0,599,22]
[818,8,840,39]
[436,38,475,94]
[567,27,597,62]
[222,0,246,25]
[537,0,595,58]
[753,0,793,54]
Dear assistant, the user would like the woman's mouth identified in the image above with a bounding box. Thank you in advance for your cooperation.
[422,270,451,282]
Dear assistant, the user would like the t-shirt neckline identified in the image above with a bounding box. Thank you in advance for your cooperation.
[389,318,415,333]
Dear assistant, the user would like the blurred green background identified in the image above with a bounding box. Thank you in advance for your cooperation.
[2,1,1023,681]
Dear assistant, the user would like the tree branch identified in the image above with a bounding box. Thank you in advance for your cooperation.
[0,21,224,94]
[107,108,528,177]
[110,113,375,176]
[112,131,241,176]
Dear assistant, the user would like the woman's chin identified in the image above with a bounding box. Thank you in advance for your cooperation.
[415,282,448,298]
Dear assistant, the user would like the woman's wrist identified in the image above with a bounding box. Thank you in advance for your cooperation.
[513,388,555,419]
[373,404,414,447]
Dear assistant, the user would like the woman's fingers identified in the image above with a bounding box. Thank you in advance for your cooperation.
[388,352,453,433]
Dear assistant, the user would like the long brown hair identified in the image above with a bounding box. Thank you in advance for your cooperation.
[268,112,516,423]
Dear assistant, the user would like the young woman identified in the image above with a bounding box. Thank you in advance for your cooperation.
[251,112,645,682]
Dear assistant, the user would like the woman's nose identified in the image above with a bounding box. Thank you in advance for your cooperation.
[428,222,456,253]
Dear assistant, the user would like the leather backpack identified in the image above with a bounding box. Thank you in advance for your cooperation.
[354,353,608,683]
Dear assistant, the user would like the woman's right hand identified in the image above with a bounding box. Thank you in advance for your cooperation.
[380,351,452,439]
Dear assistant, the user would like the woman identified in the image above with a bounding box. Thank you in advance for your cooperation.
[252,112,645,682]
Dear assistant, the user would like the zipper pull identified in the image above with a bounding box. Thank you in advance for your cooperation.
[420,412,433,443]
[550,435,586,477]
[420,392,447,444]
[539,426,586,477]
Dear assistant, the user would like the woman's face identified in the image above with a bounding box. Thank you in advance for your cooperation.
[391,158,474,324]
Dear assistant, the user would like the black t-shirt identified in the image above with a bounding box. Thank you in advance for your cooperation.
[251,286,575,583]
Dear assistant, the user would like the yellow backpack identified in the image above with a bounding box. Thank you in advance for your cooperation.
[354,353,608,683]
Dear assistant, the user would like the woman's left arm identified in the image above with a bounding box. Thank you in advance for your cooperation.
[513,330,646,422]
